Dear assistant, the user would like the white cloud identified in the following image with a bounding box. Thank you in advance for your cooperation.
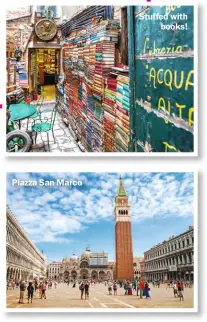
[7,172,194,244]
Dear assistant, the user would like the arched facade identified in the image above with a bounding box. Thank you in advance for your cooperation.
[51,248,114,281]
[144,227,194,282]
[6,206,47,282]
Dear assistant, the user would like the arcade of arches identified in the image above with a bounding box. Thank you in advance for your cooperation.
[6,207,47,282]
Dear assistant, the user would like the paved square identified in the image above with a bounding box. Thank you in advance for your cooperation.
[18,102,81,153]
[6,283,194,309]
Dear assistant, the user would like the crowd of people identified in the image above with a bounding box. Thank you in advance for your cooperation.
[7,279,57,304]
[7,277,192,304]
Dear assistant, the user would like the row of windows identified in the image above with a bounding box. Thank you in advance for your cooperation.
[118,210,128,215]
[145,236,194,260]
[49,267,60,273]
[7,224,45,267]
[145,252,193,271]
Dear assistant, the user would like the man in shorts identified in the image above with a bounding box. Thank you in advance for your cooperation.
[18,281,26,304]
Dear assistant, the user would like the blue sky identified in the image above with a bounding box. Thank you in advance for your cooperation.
[7,172,194,263]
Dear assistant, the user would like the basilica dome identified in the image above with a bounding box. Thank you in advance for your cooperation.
[81,247,91,261]
[70,253,78,261]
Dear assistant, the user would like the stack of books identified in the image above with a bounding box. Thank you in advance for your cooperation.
[115,73,130,152]
[103,77,117,152]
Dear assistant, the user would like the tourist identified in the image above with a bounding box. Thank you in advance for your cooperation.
[136,279,140,296]
[132,280,136,290]
[139,279,145,299]
[12,281,15,290]
[72,280,76,288]
[128,281,133,295]
[108,280,113,295]
[166,279,170,289]
[177,282,184,301]
[54,281,58,289]
[180,280,184,292]
[124,281,128,295]
[79,282,84,299]
[34,280,38,292]
[145,281,150,299]
[38,282,43,298]
[41,282,47,299]
[172,282,178,298]
[84,281,89,300]
[27,282,34,304]
[18,280,26,304]
[113,281,117,295]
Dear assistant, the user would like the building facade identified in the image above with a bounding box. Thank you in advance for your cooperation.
[6,206,47,282]
[47,261,62,279]
[133,257,144,280]
[114,176,134,280]
[144,226,194,282]
[47,248,114,281]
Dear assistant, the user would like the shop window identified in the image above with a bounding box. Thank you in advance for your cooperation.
[37,6,58,18]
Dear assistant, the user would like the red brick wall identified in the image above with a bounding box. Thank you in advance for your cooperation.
[115,221,134,280]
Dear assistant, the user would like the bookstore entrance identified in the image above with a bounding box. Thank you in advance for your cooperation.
[29,47,61,101]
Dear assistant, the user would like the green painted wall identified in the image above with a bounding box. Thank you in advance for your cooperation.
[131,5,194,152]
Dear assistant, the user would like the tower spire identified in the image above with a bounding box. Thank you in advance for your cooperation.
[118,175,127,197]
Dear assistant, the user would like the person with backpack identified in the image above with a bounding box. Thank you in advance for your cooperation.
[84,281,90,300]
[79,282,84,299]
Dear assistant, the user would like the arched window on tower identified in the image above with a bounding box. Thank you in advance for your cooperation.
[126,210,128,214]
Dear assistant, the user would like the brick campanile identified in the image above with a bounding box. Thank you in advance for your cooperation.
[114,176,134,280]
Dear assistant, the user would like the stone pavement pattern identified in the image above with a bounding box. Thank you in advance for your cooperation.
[7,283,194,309]
[19,102,81,153]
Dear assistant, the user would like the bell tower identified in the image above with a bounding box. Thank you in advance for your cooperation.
[114,175,134,280]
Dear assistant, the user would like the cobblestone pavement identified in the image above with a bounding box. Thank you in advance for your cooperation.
[7,283,194,309]
[19,102,81,153]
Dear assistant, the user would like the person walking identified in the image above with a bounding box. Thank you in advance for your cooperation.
[27,282,34,304]
[136,279,140,296]
[139,279,145,299]
[113,281,117,295]
[38,282,43,298]
[41,282,47,299]
[145,281,150,299]
[12,281,15,290]
[124,281,128,295]
[166,279,170,289]
[84,281,89,300]
[34,280,38,292]
[18,281,26,304]
[108,280,113,295]
[79,282,84,299]
[54,281,57,289]
[177,282,184,301]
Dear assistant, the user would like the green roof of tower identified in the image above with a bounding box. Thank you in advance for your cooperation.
[117,175,127,197]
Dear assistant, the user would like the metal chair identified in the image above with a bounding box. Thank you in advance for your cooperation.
[26,96,44,130]
[32,99,59,152]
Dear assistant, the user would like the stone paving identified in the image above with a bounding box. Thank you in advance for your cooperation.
[18,102,81,153]
[6,283,194,309]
